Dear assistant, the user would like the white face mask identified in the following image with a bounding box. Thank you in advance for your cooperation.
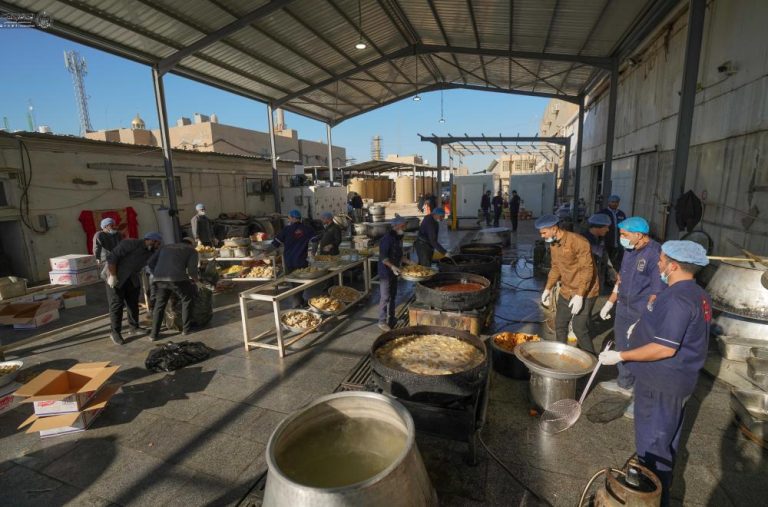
[545,237,555,243]
[198,210,206,215]
[620,237,634,250]
[396,229,404,236]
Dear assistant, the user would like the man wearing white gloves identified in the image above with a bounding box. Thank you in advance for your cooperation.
[598,217,666,408]
[105,232,163,345]
[535,214,600,354]
[598,240,711,507]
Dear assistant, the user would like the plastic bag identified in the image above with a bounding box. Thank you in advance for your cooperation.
[164,285,213,331]
[145,341,214,372]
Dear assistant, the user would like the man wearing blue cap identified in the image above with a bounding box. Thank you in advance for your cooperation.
[415,207,447,266]
[273,209,316,274]
[536,214,600,353]
[599,195,627,273]
[190,203,216,247]
[105,232,163,344]
[599,217,666,406]
[316,211,342,256]
[147,239,200,340]
[93,217,123,263]
[581,213,612,287]
[377,216,414,331]
[599,240,711,506]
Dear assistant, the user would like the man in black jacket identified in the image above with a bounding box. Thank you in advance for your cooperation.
[316,211,342,255]
[509,190,521,232]
[492,191,504,227]
[415,208,447,266]
[480,190,492,226]
[599,194,627,273]
[147,240,199,340]
[106,232,163,345]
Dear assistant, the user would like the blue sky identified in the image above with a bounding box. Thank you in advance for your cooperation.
[1,27,548,172]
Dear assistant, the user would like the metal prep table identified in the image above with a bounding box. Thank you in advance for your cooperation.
[238,259,371,357]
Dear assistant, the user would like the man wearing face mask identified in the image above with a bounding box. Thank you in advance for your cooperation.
[536,214,599,354]
[190,203,216,247]
[105,232,163,345]
[377,216,414,331]
[598,217,666,410]
[316,211,342,255]
[93,218,122,263]
[415,207,447,266]
[599,194,627,273]
[599,240,710,507]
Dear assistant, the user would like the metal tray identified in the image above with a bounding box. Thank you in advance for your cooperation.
[328,285,362,304]
[730,389,768,446]
[400,269,437,282]
[747,357,768,391]
[514,341,597,380]
[717,335,768,362]
[308,297,345,315]
[289,268,329,279]
[0,360,23,388]
[278,310,323,333]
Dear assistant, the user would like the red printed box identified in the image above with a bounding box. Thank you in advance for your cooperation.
[49,254,97,272]
[49,267,99,285]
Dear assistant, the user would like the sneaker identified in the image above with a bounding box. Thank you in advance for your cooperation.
[126,326,147,336]
[623,402,635,419]
[599,380,633,397]
[110,332,125,345]
[377,323,391,332]
[149,333,163,342]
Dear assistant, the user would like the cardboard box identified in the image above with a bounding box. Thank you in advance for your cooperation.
[49,267,99,285]
[0,382,21,416]
[62,291,87,309]
[0,299,60,329]
[14,362,119,416]
[49,254,97,272]
[18,384,119,438]
[0,277,27,300]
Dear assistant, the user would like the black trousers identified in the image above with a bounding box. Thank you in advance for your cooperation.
[151,281,195,336]
[606,244,624,272]
[415,240,433,267]
[554,294,596,354]
[511,210,519,231]
[493,209,502,227]
[482,209,491,225]
[108,280,140,334]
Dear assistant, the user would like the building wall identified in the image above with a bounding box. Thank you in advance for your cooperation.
[563,0,768,255]
[0,134,290,281]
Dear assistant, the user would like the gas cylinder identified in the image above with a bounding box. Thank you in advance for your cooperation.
[593,462,661,507]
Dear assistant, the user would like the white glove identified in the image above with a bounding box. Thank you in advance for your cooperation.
[323,244,333,252]
[391,266,401,276]
[600,301,614,320]
[541,289,552,306]
[196,240,202,247]
[599,350,623,365]
[569,295,584,315]
[107,274,118,288]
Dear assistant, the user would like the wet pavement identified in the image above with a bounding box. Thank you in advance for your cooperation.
[1,218,766,506]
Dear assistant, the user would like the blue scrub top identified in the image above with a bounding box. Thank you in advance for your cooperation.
[273,222,316,271]
[627,280,712,397]
[378,230,403,280]
[618,239,666,308]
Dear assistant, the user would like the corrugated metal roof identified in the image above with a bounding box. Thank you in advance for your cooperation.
[1,0,680,124]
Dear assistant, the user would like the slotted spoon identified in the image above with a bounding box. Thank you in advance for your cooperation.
[540,341,613,434]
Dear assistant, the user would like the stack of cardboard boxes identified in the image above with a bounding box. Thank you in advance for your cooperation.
[14,362,120,438]
[49,254,100,285]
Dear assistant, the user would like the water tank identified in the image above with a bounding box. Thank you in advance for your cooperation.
[348,178,365,197]
[363,179,375,200]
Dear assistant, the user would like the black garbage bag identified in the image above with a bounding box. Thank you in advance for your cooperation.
[145,341,214,372]
[164,284,214,332]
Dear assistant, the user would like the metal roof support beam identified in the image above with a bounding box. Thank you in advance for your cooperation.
[157,0,295,75]
[267,105,281,213]
[602,60,619,207]
[151,66,181,242]
[418,44,614,69]
[562,140,571,202]
[436,140,443,198]
[326,123,334,183]
[426,0,468,84]
[666,0,706,240]
[420,135,570,147]
[573,95,585,221]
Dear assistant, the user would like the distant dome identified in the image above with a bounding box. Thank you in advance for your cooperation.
[131,113,145,130]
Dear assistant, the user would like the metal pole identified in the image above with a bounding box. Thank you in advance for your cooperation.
[602,60,619,207]
[666,0,706,239]
[562,141,570,205]
[326,123,334,184]
[573,95,585,222]
[412,164,417,202]
[151,66,181,242]
[267,104,281,213]
[436,141,442,197]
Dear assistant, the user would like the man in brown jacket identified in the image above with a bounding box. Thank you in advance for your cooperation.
[535,214,600,354]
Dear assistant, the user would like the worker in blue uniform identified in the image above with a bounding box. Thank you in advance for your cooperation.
[415,207,447,266]
[272,209,316,306]
[377,216,413,331]
[599,240,711,507]
[598,217,666,416]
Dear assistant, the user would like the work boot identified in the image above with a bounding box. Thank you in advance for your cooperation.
[110,332,125,345]
[599,380,633,397]
[149,333,164,342]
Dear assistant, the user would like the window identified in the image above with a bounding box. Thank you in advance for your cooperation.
[0,180,7,207]
[245,178,262,196]
[126,176,182,199]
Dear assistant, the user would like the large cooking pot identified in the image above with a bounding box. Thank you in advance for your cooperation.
[366,222,392,239]
[707,261,768,321]
[473,227,511,246]
[713,312,768,341]
[369,205,386,216]
[404,216,420,232]
[371,325,489,403]
[414,272,492,311]
[459,244,503,258]
[438,254,500,285]
[264,392,437,507]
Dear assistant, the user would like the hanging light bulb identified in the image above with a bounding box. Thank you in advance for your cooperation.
[413,94,422,102]
[412,54,421,101]
[355,0,367,50]
[439,117,445,124]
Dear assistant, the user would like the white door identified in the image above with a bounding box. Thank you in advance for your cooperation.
[458,183,483,217]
